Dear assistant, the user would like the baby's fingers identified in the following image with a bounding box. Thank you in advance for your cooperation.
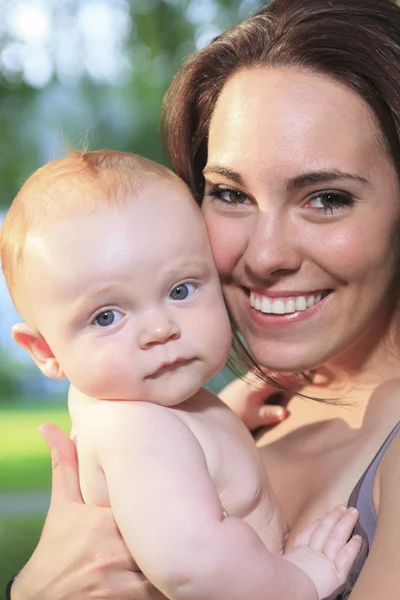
[318,506,359,561]
[303,505,355,553]
[292,518,321,549]
[334,535,363,579]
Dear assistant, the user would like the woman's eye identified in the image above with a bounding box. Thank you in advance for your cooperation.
[205,185,249,205]
[169,283,196,301]
[93,310,123,327]
[304,191,355,214]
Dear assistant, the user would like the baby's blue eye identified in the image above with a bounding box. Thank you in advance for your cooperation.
[94,310,123,327]
[169,283,196,301]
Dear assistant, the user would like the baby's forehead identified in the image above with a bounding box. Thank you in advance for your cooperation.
[20,163,205,278]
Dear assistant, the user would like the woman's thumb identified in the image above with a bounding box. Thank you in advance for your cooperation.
[38,422,83,504]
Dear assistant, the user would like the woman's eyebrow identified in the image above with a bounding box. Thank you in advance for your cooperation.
[203,166,245,186]
[286,170,369,190]
[202,167,369,190]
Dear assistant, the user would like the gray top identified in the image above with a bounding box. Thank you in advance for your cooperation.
[323,421,400,600]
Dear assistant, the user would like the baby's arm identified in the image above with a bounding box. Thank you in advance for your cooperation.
[90,401,358,600]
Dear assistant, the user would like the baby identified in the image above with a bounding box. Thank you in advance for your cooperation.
[0,150,361,600]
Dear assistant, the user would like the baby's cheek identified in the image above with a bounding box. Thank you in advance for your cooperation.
[64,348,117,399]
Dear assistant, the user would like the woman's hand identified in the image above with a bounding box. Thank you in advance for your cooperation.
[11,423,166,600]
[218,374,290,431]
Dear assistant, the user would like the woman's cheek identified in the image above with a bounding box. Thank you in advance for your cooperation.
[203,214,247,276]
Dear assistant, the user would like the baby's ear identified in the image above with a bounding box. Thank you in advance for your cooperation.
[12,323,65,379]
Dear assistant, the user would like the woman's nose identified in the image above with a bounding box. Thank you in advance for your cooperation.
[243,212,302,278]
[138,316,181,350]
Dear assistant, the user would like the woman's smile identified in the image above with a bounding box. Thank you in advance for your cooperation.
[249,290,329,315]
[236,285,332,330]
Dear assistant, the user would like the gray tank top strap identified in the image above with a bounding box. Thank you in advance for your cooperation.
[323,421,400,600]
[355,421,400,545]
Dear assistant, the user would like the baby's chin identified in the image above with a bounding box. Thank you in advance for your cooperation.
[141,383,203,407]
[140,374,208,407]
[84,362,212,405]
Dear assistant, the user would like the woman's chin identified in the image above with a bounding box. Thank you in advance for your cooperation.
[249,341,323,375]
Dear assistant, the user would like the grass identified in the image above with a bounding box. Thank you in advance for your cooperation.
[0,399,70,591]
[0,399,70,491]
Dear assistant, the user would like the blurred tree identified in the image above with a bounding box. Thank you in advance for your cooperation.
[0,0,264,207]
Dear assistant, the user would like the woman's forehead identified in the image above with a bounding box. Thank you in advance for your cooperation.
[207,67,386,178]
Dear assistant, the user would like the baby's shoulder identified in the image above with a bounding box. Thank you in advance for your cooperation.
[79,399,182,439]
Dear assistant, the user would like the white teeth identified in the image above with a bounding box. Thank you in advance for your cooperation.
[295,296,307,311]
[250,292,326,315]
[286,299,296,313]
[261,297,272,313]
[272,299,285,314]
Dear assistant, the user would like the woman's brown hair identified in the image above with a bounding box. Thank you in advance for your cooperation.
[161,0,400,384]
[162,0,400,203]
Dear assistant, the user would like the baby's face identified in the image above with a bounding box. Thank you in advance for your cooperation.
[23,179,232,404]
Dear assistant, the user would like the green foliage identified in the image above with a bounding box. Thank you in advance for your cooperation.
[0,404,70,585]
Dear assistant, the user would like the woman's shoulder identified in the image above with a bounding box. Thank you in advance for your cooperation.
[376,421,400,508]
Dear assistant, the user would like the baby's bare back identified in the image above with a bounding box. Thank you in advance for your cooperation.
[175,388,287,554]
[70,386,287,556]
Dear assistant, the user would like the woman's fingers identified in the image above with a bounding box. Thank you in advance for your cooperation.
[38,422,84,504]
[8,422,166,600]
[218,375,289,429]
[250,403,289,429]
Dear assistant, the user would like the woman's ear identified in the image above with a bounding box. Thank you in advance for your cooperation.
[12,323,65,379]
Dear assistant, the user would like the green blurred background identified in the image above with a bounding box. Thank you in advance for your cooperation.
[0,0,263,589]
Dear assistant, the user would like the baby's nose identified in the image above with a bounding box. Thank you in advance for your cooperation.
[138,318,180,349]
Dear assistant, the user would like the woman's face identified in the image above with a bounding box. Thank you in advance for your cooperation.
[202,67,400,372]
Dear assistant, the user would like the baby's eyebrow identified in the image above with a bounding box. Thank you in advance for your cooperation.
[167,260,210,278]
[286,170,368,190]
[68,285,118,314]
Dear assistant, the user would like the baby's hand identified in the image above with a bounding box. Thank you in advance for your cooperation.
[283,505,362,599]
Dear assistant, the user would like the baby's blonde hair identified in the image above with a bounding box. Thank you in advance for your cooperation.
[0,149,178,308]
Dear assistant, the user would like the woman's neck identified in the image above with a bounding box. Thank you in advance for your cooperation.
[309,315,400,392]
[293,333,400,431]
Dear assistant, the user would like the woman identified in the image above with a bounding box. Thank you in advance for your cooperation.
[8,0,400,598]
